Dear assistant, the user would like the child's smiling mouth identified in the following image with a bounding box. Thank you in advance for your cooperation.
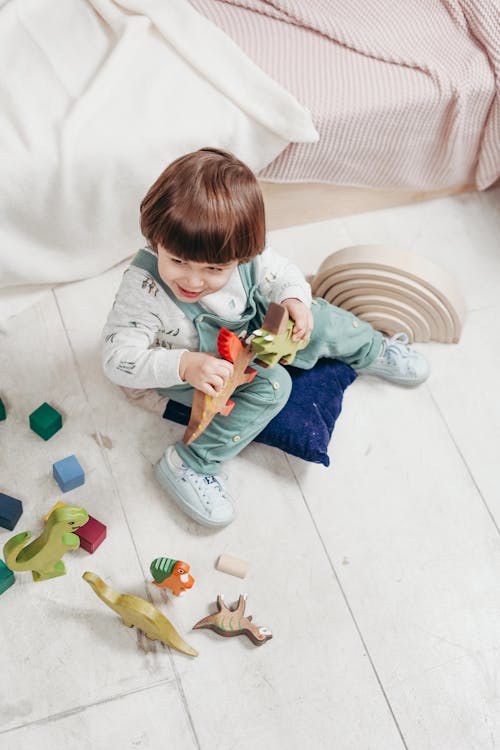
[177,284,203,299]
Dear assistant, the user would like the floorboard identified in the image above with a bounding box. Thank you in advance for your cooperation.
[1,187,498,749]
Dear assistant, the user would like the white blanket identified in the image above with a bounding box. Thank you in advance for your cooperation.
[0,0,318,321]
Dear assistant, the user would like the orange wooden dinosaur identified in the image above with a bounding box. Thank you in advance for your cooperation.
[183,302,308,445]
[193,593,273,646]
[183,329,257,445]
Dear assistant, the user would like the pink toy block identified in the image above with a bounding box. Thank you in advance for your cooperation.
[75,515,106,554]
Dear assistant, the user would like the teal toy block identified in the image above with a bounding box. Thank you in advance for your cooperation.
[0,398,5,421]
[0,492,23,530]
[53,455,85,493]
[29,402,62,440]
[0,560,15,595]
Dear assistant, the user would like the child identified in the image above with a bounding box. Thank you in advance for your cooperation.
[102,148,429,528]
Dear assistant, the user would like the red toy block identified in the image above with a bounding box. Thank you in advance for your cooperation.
[75,515,106,554]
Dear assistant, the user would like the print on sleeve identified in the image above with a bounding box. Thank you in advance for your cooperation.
[141,276,159,296]
[153,327,180,349]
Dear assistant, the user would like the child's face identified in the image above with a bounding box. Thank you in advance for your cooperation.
[157,247,239,302]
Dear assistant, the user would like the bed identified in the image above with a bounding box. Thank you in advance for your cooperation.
[0,0,498,319]
[189,0,499,226]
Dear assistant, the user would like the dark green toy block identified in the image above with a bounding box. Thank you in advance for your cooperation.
[29,402,62,440]
[0,560,15,595]
[0,398,5,421]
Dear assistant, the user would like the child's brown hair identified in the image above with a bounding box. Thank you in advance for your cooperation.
[140,148,266,264]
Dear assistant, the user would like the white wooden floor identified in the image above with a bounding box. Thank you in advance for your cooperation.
[1,187,499,750]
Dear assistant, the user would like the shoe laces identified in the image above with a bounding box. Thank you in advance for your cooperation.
[183,466,229,510]
[380,332,412,365]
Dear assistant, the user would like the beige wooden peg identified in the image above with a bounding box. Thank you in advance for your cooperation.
[216,554,250,579]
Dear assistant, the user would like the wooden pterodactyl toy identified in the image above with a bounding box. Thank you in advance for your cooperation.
[193,593,273,646]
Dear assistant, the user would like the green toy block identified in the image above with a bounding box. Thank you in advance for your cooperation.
[0,560,15,595]
[29,402,62,440]
[0,398,6,421]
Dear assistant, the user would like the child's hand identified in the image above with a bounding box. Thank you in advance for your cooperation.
[179,352,234,397]
[281,298,314,342]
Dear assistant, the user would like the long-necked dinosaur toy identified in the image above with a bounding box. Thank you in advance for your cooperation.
[83,571,198,657]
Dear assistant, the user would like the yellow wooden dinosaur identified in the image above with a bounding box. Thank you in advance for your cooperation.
[3,506,88,581]
[82,571,198,657]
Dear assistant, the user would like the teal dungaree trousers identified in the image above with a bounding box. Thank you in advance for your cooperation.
[131,250,382,475]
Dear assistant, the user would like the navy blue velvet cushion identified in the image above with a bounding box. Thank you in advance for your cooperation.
[163,359,357,467]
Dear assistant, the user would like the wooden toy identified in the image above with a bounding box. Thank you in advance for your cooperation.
[193,593,272,646]
[150,557,195,596]
[53,455,85,492]
[183,303,309,445]
[43,501,67,522]
[3,505,88,581]
[215,553,249,579]
[250,302,309,367]
[0,397,6,421]
[311,245,466,344]
[0,560,15,595]
[29,402,63,440]
[82,572,198,657]
[183,328,256,445]
[0,492,23,531]
[42,502,106,554]
[75,515,107,553]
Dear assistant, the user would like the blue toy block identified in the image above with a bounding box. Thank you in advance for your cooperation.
[0,492,23,530]
[0,560,15,595]
[52,455,85,493]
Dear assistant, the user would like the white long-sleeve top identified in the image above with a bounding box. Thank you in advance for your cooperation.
[102,246,311,390]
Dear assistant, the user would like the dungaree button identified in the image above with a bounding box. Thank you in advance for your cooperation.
[352,321,359,328]
[272,382,280,390]
[232,435,241,443]
[198,315,205,322]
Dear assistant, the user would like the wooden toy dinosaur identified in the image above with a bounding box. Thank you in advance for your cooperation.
[193,593,273,646]
[183,302,309,445]
[250,302,309,367]
[183,329,257,445]
[150,557,195,596]
[82,571,198,657]
[3,505,89,581]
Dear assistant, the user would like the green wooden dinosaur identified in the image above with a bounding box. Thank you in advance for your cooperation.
[3,506,88,581]
[83,572,198,657]
[250,302,309,367]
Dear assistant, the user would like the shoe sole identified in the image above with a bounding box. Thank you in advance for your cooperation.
[360,369,429,387]
[155,458,234,528]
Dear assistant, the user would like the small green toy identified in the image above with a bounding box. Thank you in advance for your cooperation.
[29,402,62,440]
[3,506,89,581]
[250,302,309,367]
[0,398,6,421]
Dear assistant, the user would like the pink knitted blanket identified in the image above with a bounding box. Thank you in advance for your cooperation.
[190,0,499,190]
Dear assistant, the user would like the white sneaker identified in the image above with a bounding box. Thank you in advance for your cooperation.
[155,446,235,527]
[360,333,430,386]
